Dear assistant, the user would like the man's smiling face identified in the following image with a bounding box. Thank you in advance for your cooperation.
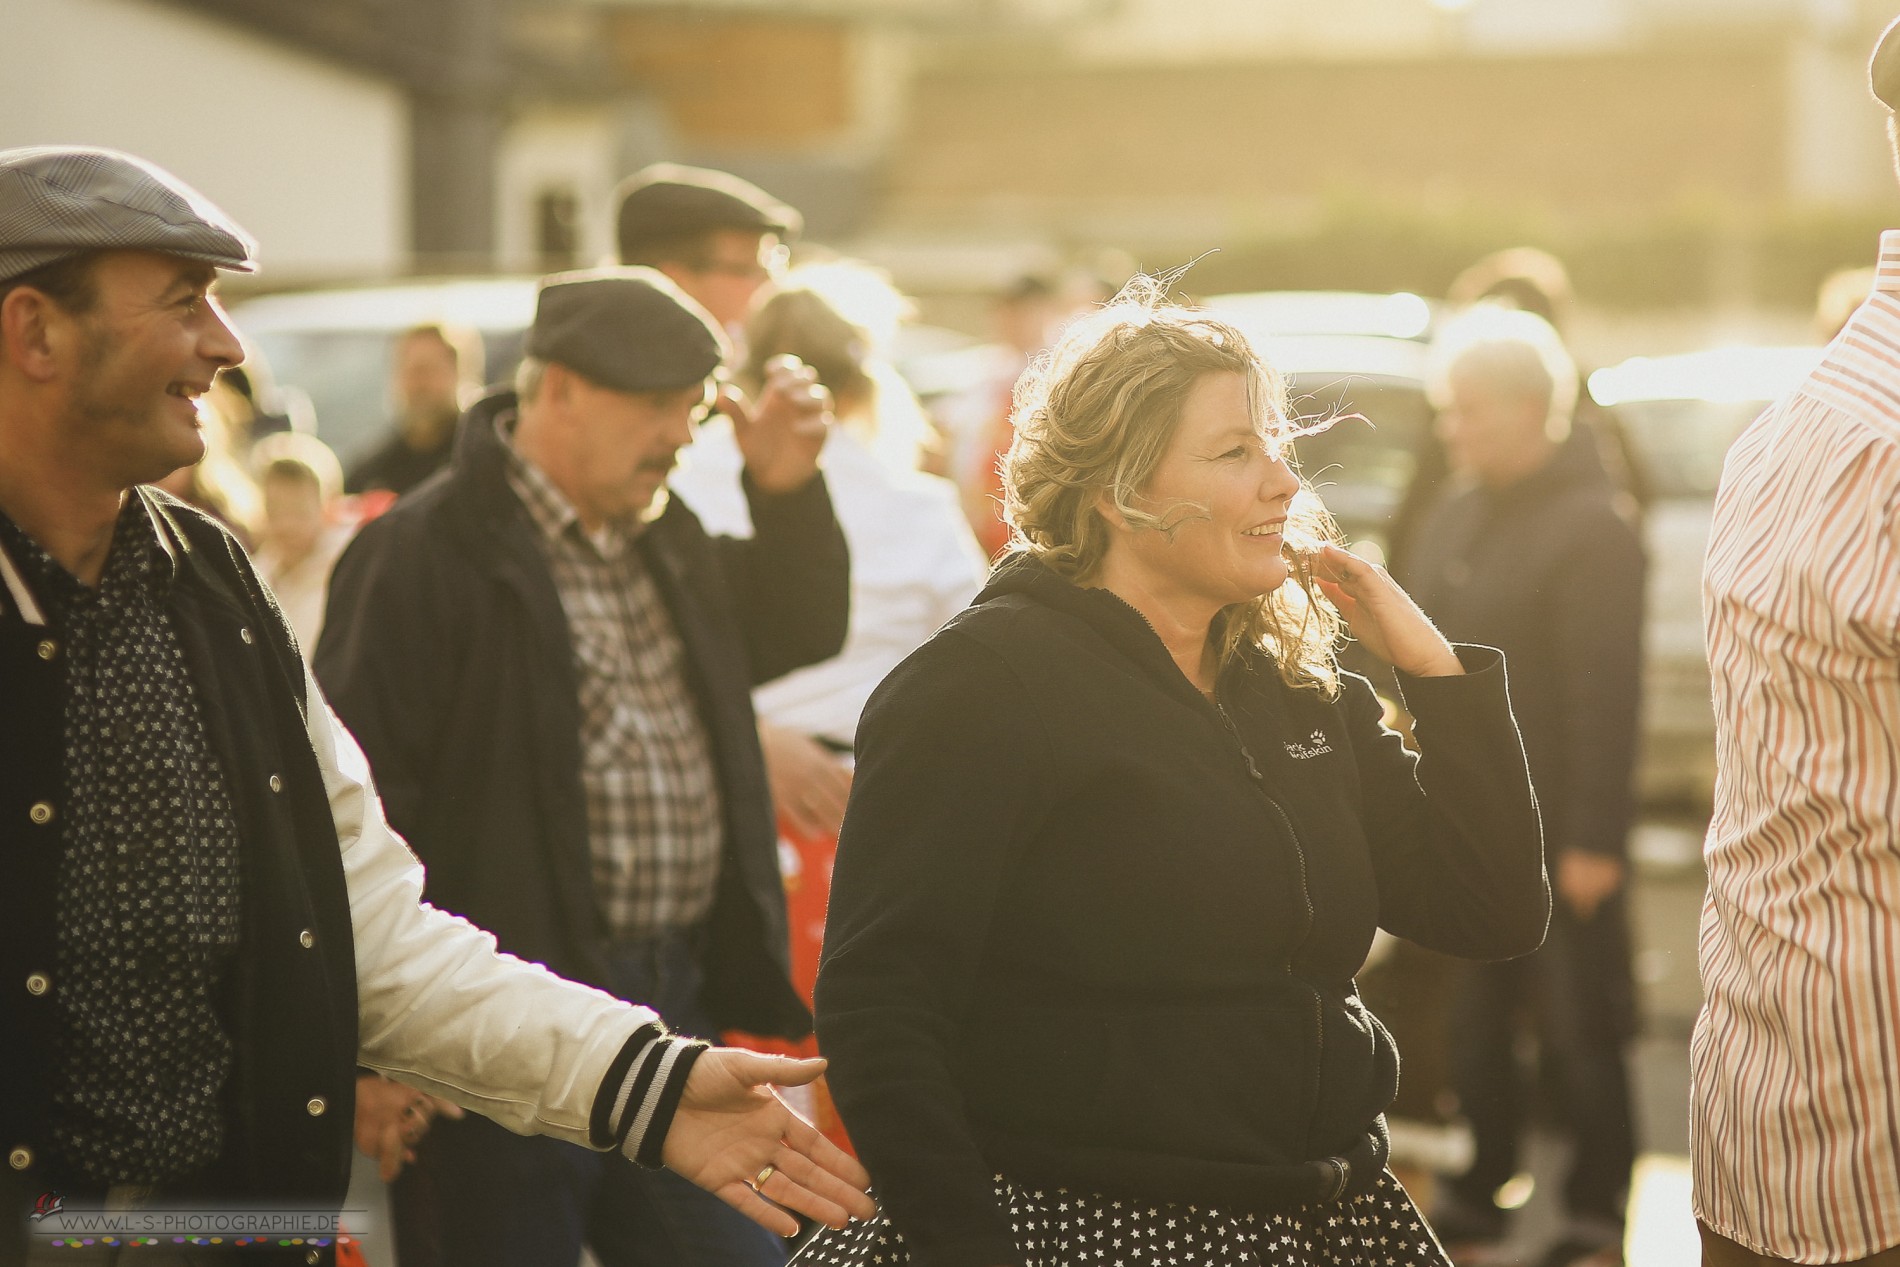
[57,249,244,489]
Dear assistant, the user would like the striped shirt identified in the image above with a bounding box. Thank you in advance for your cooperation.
[1691,230,1900,1262]
[501,418,725,941]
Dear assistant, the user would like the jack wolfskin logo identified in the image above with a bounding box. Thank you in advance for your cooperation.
[1284,729,1333,760]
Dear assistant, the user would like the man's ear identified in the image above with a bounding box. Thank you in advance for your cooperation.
[0,287,67,383]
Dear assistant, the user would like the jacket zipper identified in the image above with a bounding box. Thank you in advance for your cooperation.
[1212,697,1329,1157]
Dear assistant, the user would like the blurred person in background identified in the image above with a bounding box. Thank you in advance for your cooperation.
[0,146,872,1267]
[936,272,1069,558]
[615,162,799,337]
[151,383,261,547]
[316,268,848,1267]
[799,280,1547,1267]
[1400,308,1644,1267]
[1688,22,1900,1267]
[1390,248,1644,578]
[249,430,352,651]
[669,262,988,1148]
[343,322,479,498]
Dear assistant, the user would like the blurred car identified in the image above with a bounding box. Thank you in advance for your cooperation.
[228,277,539,467]
[1587,344,1825,810]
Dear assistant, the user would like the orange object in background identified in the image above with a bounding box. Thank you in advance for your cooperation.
[724,816,854,1156]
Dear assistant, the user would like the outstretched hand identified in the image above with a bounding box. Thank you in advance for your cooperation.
[1306,543,1463,678]
[722,355,833,495]
[658,1049,876,1237]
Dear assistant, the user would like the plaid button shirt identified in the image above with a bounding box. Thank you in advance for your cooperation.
[502,420,724,940]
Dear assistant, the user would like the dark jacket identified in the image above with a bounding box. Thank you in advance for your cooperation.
[1,491,359,1260]
[1398,445,1646,863]
[315,391,848,1039]
[815,556,1547,1267]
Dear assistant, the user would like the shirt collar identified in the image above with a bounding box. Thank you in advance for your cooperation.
[497,410,635,560]
[1876,230,1900,296]
[0,494,174,623]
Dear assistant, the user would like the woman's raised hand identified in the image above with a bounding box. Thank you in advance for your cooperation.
[1306,543,1463,678]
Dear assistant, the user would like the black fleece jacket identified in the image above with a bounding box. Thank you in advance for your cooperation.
[815,556,1547,1267]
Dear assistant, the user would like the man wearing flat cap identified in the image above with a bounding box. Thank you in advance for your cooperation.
[0,146,872,1266]
[615,162,800,334]
[1688,18,1900,1267]
[315,264,850,1267]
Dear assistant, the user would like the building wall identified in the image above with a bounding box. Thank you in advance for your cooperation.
[0,0,407,281]
[877,45,1803,247]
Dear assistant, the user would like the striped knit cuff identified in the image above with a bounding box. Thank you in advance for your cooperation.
[590,1023,665,1149]
[603,1032,711,1169]
[628,1040,709,1169]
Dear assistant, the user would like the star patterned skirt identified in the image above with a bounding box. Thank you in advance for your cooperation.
[793,1169,1450,1267]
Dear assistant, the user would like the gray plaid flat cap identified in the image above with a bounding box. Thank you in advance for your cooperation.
[0,146,256,283]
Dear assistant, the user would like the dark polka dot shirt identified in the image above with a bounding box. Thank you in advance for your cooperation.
[0,501,242,1187]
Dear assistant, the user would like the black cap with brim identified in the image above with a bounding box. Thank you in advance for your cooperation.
[525,267,729,394]
[1873,15,1900,110]
[0,146,256,283]
[615,162,801,252]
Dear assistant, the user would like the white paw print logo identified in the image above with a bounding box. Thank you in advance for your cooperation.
[1284,728,1335,760]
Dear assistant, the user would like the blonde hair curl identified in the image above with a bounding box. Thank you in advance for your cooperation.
[1002,276,1344,693]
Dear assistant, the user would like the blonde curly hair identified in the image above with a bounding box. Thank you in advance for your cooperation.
[1002,277,1344,692]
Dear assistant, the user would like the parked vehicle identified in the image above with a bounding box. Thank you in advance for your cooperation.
[229,278,539,466]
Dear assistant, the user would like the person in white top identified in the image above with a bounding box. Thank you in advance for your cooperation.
[248,431,355,653]
[673,264,988,834]
[671,266,986,1147]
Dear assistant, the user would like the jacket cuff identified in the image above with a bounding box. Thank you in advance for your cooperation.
[741,467,833,532]
[596,1026,711,1168]
[1392,643,1507,710]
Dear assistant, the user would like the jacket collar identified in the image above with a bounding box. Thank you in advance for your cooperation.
[974,551,1246,710]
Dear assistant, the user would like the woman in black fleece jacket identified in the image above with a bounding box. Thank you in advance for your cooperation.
[797,283,1548,1267]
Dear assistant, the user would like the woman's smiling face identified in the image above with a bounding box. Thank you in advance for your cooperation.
[1107,369,1302,617]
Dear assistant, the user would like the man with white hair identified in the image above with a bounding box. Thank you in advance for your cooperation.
[1400,306,1647,1267]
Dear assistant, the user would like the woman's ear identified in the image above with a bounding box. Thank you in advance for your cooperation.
[1092,488,1125,532]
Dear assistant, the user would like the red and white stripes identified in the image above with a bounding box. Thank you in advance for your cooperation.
[1692,230,1900,1262]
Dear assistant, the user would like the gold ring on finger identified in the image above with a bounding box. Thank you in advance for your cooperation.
[753,1164,776,1189]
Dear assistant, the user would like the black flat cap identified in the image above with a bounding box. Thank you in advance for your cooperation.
[0,146,256,283]
[615,163,801,254]
[1874,15,1900,110]
[526,267,728,394]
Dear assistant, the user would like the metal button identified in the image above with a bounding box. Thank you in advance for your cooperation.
[306,1253,321,1266]
[298,929,315,949]
[7,1146,31,1170]
[35,639,57,661]
[240,627,254,645]
[28,801,53,825]
[305,1097,326,1117]
[24,973,48,997]
[268,775,283,794]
